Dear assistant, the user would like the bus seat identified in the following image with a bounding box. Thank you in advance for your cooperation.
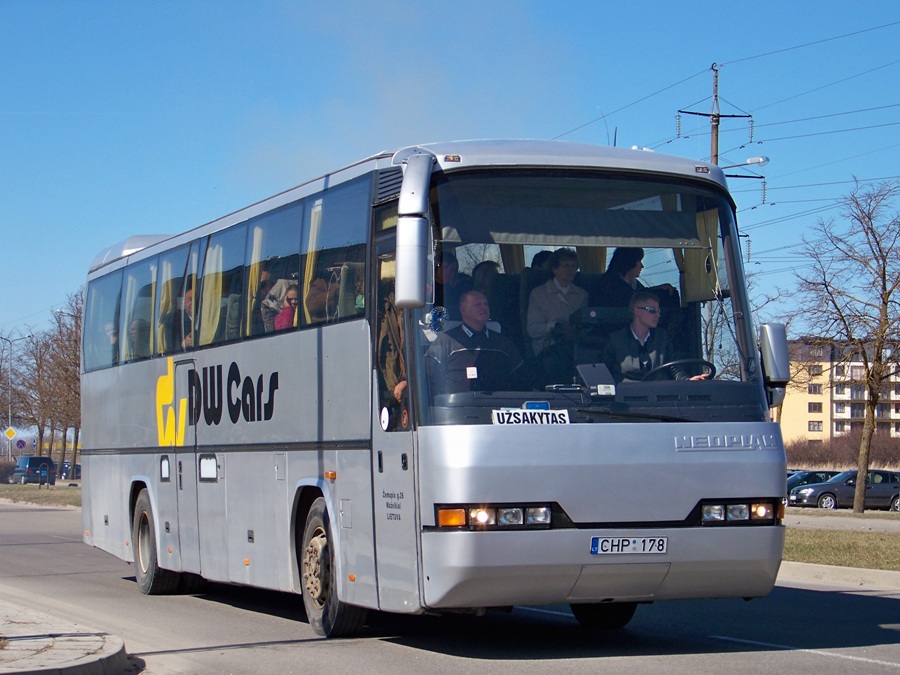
[486,272,522,347]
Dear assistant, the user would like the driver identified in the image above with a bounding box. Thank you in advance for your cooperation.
[601,291,709,383]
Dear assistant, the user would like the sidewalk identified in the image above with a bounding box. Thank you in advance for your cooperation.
[0,598,127,675]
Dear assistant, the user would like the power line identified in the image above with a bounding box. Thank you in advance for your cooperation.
[551,69,708,140]
[731,175,900,195]
[749,120,900,144]
[752,103,900,128]
[554,21,900,142]
[752,58,900,113]
[719,20,900,67]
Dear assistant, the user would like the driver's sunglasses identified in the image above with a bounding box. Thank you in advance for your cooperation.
[636,306,661,314]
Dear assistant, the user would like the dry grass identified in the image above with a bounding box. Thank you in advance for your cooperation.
[0,483,82,508]
[784,528,900,571]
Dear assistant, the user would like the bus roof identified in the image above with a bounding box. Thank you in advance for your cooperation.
[88,140,728,272]
[392,139,728,188]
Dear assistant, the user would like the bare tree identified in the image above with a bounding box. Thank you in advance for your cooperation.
[794,180,900,513]
[48,293,83,474]
[18,332,56,457]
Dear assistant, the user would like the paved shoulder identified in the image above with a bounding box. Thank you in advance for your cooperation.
[778,560,900,590]
[0,598,127,675]
[784,510,900,533]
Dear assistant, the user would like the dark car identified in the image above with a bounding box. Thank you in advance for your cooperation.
[789,469,900,511]
[60,462,81,480]
[786,470,840,495]
[10,456,57,485]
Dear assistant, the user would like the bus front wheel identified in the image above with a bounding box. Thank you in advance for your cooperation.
[570,602,637,630]
[300,497,367,637]
[132,488,180,595]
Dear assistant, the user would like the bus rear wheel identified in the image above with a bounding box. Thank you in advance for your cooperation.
[300,497,367,637]
[570,602,637,630]
[133,488,181,595]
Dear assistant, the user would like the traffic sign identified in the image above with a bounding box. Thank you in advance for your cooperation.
[16,439,26,450]
[3,427,15,441]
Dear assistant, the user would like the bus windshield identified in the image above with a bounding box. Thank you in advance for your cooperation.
[405,169,765,426]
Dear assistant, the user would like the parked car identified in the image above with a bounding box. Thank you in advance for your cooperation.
[789,469,900,511]
[10,456,57,485]
[786,470,840,494]
[60,462,81,480]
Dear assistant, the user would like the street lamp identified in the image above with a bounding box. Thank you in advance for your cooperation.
[720,156,770,170]
[1,334,32,461]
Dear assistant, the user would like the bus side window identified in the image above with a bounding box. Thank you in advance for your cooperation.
[120,257,157,363]
[83,270,123,371]
[245,201,303,337]
[155,245,190,356]
[198,225,247,347]
[300,178,368,326]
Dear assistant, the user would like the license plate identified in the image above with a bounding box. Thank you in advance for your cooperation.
[591,536,668,555]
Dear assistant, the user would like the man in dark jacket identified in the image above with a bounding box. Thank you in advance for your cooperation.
[602,291,709,382]
[426,290,524,396]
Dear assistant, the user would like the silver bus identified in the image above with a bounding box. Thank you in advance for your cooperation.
[81,139,791,637]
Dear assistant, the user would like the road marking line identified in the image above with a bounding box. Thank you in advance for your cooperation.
[515,606,574,619]
[711,635,900,668]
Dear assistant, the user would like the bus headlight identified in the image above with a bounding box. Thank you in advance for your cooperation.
[699,499,779,525]
[437,504,552,530]
[497,508,523,526]
[727,504,749,521]
[525,507,551,525]
[469,507,496,526]
[701,504,725,522]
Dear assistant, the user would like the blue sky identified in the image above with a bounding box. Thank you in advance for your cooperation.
[2,1,898,336]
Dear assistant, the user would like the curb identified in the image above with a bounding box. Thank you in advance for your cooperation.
[0,599,128,675]
[778,560,900,590]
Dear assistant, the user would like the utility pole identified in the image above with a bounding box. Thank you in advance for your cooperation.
[710,64,720,165]
[677,63,750,166]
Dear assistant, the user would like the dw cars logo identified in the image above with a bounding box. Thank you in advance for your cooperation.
[156,357,280,447]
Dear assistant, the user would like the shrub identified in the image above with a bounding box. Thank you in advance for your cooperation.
[0,460,13,485]
[786,430,900,469]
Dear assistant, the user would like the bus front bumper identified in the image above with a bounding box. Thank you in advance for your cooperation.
[420,525,784,609]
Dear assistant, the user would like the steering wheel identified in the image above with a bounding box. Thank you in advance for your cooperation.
[641,358,716,381]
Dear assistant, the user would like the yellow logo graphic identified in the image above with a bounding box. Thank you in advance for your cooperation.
[157,357,187,447]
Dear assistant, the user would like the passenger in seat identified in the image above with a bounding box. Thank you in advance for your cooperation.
[434,252,472,320]
[274,287,300,331]
[596,247,646,308]
[526,248,588,382]
[472,260,500,294]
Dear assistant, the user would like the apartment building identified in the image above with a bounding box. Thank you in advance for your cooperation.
[778,340,900,445]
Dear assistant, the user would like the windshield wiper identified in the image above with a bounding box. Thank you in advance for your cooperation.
[574,407,692,423]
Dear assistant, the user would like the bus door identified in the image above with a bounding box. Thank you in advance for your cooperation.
[173,357,201,575]
[371,245,422,612]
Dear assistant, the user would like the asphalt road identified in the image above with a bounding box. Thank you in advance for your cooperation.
[0,503,898,674]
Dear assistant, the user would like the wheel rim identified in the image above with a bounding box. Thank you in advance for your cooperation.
[303,527,328,610]
[137,512,151,574]
[820,495,835,509]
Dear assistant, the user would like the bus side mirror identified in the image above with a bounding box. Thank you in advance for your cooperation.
[394,152,434,309]
[759,323,790,388]
[395,216,429,308]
